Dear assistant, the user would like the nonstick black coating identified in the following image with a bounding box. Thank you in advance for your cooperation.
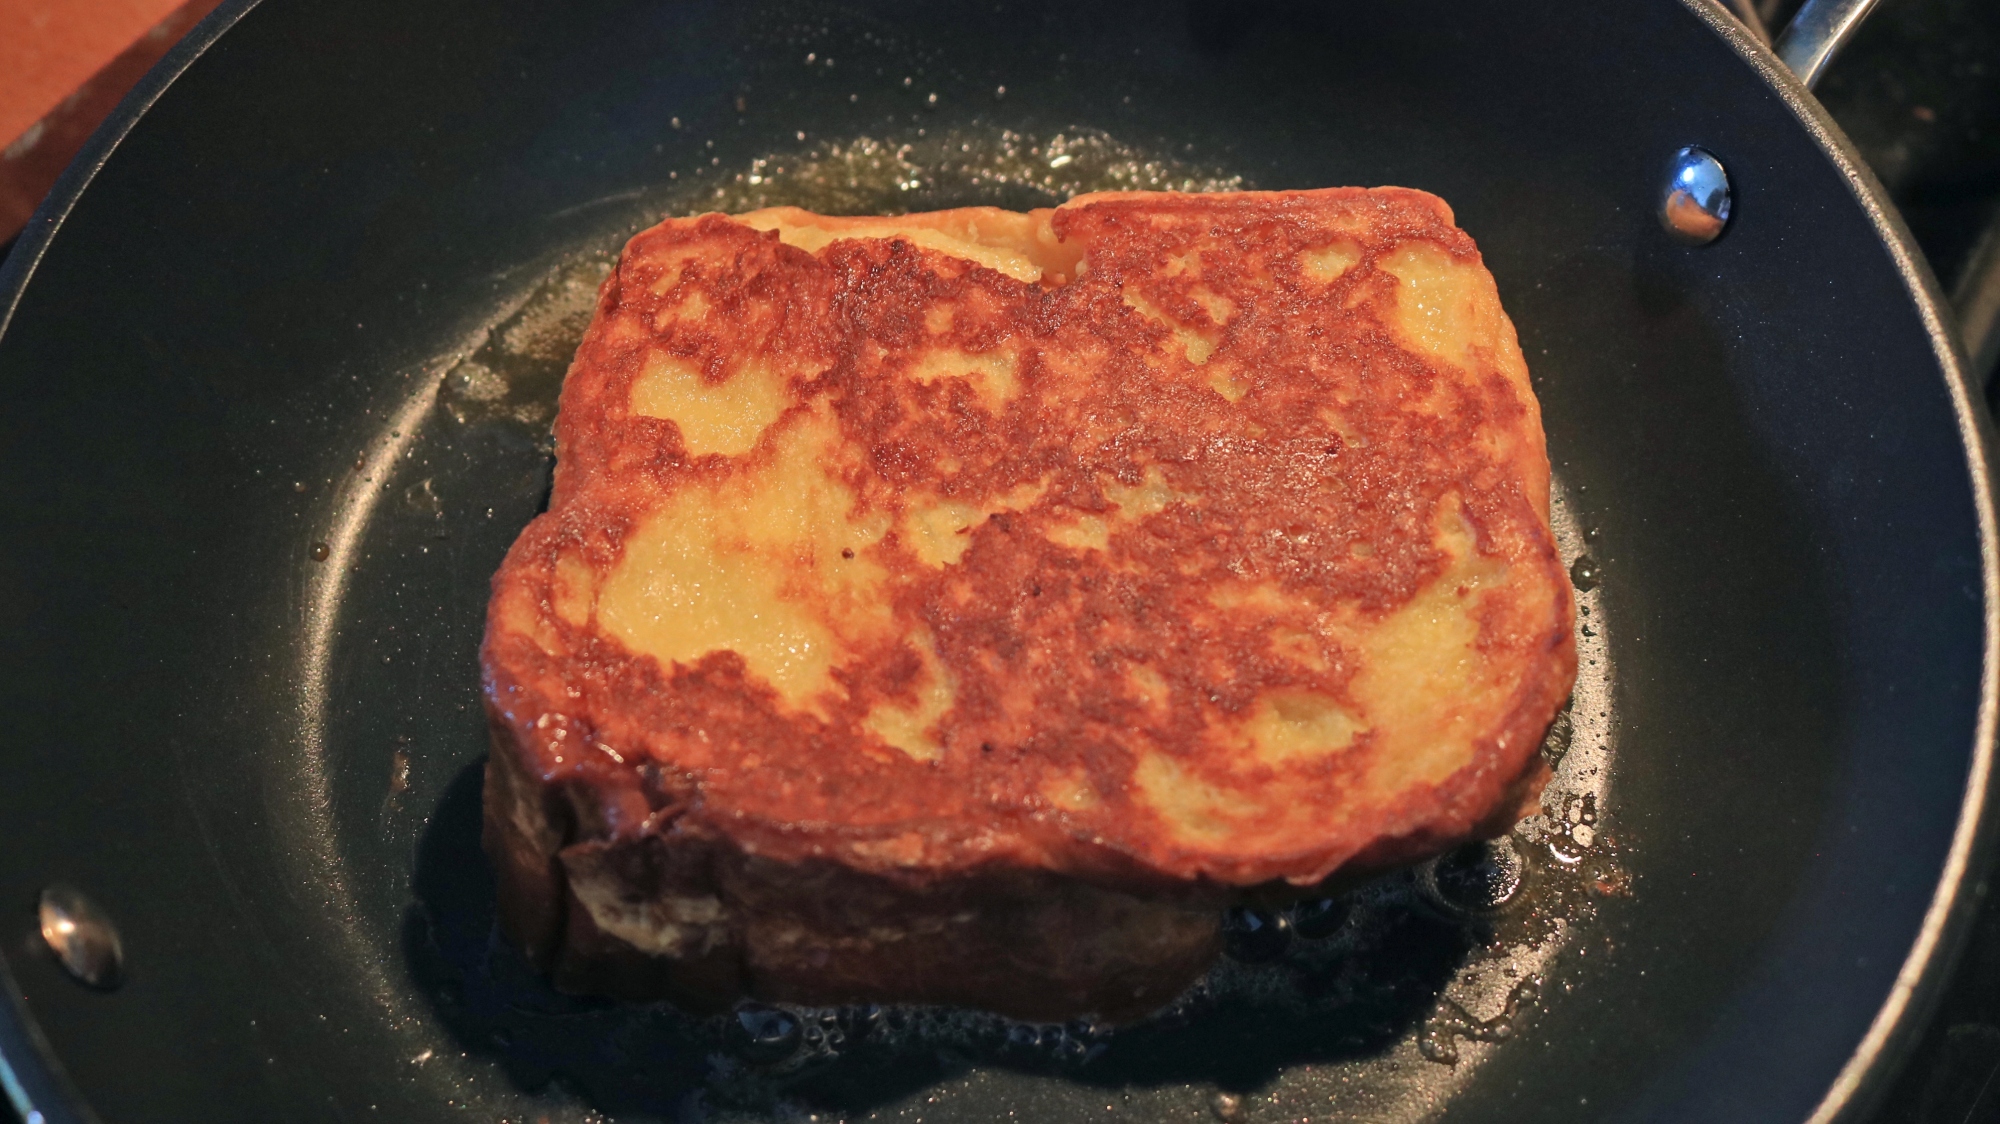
[0,1,1992,1122]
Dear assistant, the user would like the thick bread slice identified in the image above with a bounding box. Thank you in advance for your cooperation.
[481,188,1575,1020]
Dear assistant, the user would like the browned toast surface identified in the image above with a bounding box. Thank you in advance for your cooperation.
[482,188,1574,1016]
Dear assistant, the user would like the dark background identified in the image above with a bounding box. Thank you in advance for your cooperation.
[1,0,1998,1120]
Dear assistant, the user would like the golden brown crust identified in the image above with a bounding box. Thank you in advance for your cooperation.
[481,187,1574,1017]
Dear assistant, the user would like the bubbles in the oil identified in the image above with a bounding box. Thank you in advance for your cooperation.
[1540,704,1574,766]
[1417,975,1541,1066]
[686,126,1245,217]
[1420,837,1529,918]
[402,477,442,519]
[702,997,1118,1086]
[1221,906,1292,963]
[436,254,611,433]
[733,1005,804,1064]
[1543,792,1604,864]
[1569,554,1602,592]
[1286,896,1350,940]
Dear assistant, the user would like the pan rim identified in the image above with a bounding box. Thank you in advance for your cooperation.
[1669,1,2000,1120]
[0,3,267,1118]
[0,2,1992,1122]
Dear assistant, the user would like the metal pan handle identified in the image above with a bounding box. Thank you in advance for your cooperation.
[1771,0,1885,89]
[1759,0,2000,386]
[1724,0,1884,89]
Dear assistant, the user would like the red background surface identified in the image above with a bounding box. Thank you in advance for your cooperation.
[0,0,183,146]
[0,0,217,239]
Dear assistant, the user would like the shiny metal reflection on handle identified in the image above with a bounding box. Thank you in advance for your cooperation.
[1726,0,1772,47]
[1773,0,1886,90]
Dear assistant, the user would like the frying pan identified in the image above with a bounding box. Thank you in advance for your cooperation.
[0,0,1992,1121]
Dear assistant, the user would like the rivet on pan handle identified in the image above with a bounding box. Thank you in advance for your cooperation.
[1660,147,1733,245]
[1661,0,1886,246]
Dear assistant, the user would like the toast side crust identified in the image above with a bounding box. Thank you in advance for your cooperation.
[484,712,1222,1020]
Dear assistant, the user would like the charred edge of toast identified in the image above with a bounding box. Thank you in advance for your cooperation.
[483,717,1225,1022]
[482,705,1559,1020]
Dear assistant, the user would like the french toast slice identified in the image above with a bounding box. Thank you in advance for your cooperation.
[481,188,1575,1020]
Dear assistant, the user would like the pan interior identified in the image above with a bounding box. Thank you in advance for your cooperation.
[0,2,1981,1124]
[280,127,1627,1123]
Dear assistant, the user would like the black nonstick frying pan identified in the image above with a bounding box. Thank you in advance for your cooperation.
[0,0,1993,1121]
